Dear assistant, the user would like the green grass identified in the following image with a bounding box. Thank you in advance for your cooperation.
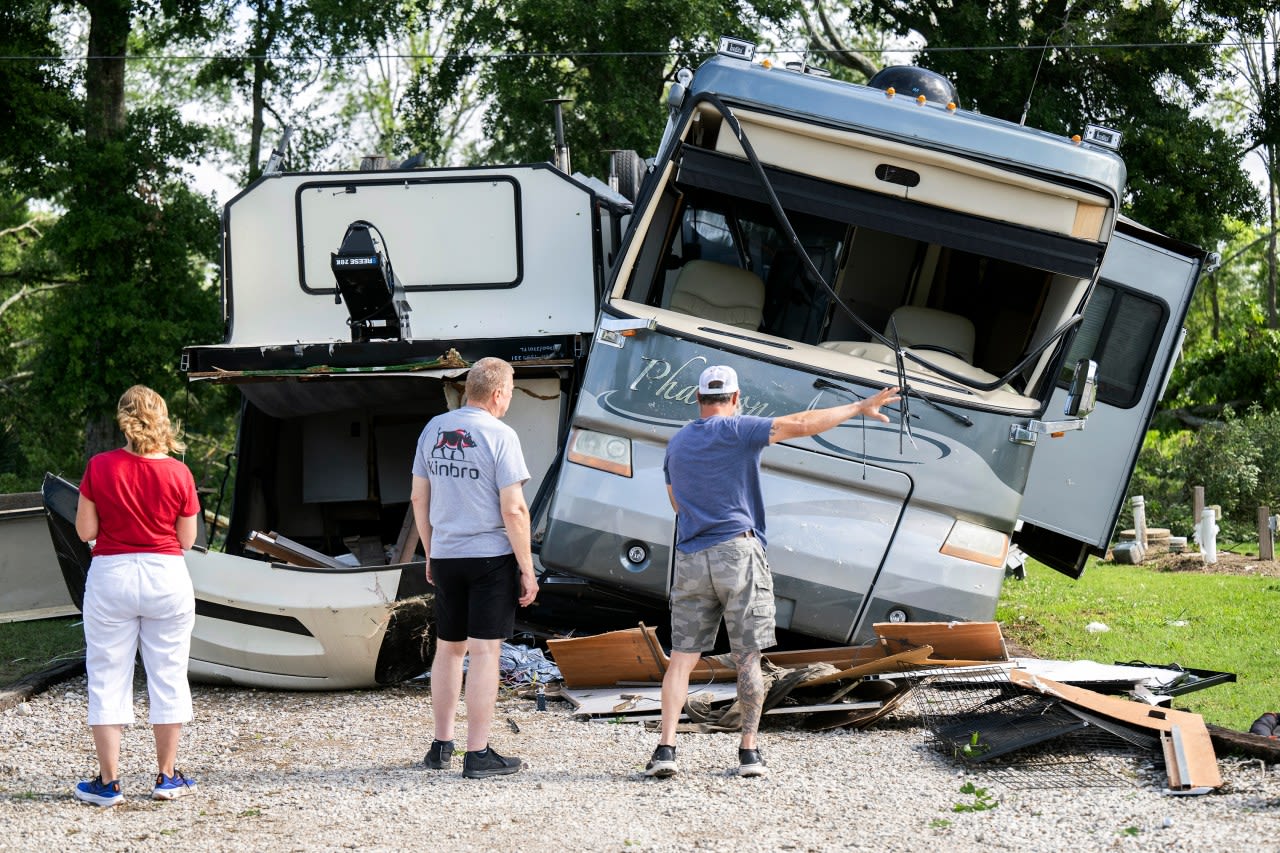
[997,559,1279,732]
[0,616,84,684]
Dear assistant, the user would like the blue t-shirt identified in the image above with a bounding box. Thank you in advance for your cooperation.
[411,406,530,558]
[664,414,773,553]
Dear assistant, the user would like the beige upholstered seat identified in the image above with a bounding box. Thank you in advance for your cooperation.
[668,260,766,330]
[821,305,977,370]
[883,306,976,363]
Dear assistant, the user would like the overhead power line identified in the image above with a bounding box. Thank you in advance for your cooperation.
[1,40,1278,64]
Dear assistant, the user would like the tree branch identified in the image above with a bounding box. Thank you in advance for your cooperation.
[0,220,45,242]
[0,283,72,319]
[799,1,878,79]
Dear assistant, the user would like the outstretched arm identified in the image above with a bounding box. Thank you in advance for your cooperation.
[768,385,900,445]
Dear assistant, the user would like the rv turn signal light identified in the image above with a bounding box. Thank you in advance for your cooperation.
[566,428,633,477]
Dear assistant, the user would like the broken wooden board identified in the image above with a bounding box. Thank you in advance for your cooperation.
[1008,669,1221,791]
[562,684,738,716]
[243,530,346,569]
[804,681,918,731]
[548,625,894,688]
[799,645,939,688]
[874,621,1008,661]
[569,686,881,724]
[546,626,669,688]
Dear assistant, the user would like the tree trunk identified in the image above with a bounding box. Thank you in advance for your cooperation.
[81,0,130,142]
[78,0,132,461]
[83,410,120,460]
[249,54,267,180]
[1268,169,1277,329]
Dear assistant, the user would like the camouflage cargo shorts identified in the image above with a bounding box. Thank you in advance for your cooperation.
[670,535,776,654]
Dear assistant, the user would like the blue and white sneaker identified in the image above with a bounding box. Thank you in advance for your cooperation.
[74,776,122,807]
[153,770,197,800]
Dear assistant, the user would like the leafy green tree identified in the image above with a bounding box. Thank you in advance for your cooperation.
[0,0,229,487]
[1214,8,1280,326]
[820,0,1260,250]
[148,0,412,181]
[402,0,794,176]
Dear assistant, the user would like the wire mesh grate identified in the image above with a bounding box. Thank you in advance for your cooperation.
[912,667,1154,789]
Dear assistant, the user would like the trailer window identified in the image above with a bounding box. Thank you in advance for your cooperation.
[1060,282,1167,408]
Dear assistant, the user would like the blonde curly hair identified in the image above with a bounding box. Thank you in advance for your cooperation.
[116,385,186,456]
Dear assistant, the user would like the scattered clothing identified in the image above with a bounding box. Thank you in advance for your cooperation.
[1249,712,1279,738]
[498,643,562,686]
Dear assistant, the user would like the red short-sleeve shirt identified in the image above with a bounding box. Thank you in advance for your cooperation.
[80,448,200,556]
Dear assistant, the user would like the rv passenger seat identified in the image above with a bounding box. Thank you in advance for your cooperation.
[668,259,766,331]
[884,306,976,363]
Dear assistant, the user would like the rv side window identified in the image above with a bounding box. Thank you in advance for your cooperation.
[1060,282,1167,408]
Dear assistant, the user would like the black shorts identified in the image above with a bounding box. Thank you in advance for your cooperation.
[431,553,519,642]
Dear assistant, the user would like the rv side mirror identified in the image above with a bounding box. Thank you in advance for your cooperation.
[1064,359,1098,418]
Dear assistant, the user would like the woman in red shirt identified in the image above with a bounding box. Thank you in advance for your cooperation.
[72,385,201,807]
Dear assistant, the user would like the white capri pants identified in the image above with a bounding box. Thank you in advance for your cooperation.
[82,553,195,726]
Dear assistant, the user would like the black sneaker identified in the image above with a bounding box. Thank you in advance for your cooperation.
[462,746,523,779]
[738,747,768,778]
[423,739,455,770]
[644,744,678,778]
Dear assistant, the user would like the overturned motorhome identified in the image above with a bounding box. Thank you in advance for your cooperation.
[47,40,1209,689]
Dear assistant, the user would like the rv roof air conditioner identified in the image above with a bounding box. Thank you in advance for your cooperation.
[866,66,959,107]
[329,220,412,343]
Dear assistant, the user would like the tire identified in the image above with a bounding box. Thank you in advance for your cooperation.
[612,149,647,201]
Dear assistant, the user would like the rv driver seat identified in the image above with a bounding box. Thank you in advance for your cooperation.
[884,306,976,363]
[668,259,766,331]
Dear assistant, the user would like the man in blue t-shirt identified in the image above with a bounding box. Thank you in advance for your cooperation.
[410,357,537,779]
[644,365,899,779]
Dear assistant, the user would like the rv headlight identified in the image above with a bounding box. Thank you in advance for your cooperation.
[566,428,633,477]
[939,520,1009,568]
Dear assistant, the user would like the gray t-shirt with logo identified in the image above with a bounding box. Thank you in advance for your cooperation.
[411,405,530,559]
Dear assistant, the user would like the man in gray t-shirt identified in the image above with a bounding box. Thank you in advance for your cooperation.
[410,357,536,779]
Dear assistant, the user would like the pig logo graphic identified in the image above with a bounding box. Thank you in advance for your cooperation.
[431,428,476,460]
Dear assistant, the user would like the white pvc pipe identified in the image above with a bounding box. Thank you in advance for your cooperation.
[1195,507,1218,565]
[1131,495,1148,549]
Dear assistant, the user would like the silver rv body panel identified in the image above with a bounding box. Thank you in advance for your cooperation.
[542,56,1197,643]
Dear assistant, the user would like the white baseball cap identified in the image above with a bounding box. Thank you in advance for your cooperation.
[698,365,739,395]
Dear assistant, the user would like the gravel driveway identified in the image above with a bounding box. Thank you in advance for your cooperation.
[1,675,1276,852]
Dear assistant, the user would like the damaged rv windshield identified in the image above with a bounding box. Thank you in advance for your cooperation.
[612,125,1105,413]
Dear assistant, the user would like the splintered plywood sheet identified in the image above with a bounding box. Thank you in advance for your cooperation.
[1008,669,1221,790]
[546,626,669,688]
[548,625,892,688]
[874,621,1008,661]
[799,645,938,688]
